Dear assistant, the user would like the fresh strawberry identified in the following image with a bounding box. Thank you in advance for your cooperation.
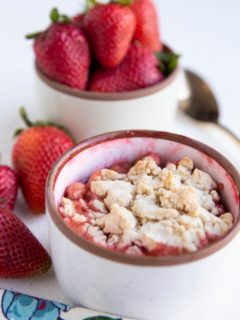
[0,207,51,278]
[26,8,91,90]
[12,108,74,214]
[0,165,18,210]
[130,0,162,52]
[83,2,136,68]
[89,44,164,92]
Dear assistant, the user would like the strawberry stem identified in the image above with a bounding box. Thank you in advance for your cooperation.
[14,107,75,142]
[50,8,71,24]
[19,107,33,127]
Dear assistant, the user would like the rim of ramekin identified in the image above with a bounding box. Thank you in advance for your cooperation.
[46,130,240,266]
[35,44,180,101]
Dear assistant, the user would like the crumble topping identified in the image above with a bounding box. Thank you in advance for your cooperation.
[59,155,234,256]
[91,180,135,209]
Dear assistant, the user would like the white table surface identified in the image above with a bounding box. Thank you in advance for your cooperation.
[0,1,240,319]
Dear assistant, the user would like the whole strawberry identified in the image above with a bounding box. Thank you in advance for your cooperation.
[0,165,18,210]
[0,207,51,278]
[83,2,136,68]
[131,0,162,52]
[89,44,164,92]
[27,8,91,90]
[12,108,74,214]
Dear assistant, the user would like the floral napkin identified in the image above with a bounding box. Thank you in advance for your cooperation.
[0,289,130,320]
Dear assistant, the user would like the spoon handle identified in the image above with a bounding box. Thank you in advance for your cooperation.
[217,122,240,144]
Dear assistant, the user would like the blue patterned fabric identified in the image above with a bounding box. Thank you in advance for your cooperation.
[0,290,123,320]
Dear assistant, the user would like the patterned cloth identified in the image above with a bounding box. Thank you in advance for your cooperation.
[0,289,127,320]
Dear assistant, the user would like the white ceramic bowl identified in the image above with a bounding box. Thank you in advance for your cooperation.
[46,130,240,320]
[35,45,190,141]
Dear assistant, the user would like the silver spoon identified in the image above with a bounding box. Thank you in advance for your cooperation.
[179,69,240,144]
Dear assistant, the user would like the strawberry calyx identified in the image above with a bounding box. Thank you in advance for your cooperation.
[155,51,180,76]
[84,0,132,12]
[14,107,74,141]
[111,0,133,5]
[85,0,97,11]
[25,31,43,40]
[26,8,71,40]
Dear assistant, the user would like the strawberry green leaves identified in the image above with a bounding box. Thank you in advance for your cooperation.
[156,51,180,76]
[50,8,71,24]
[111,0,133,5]
[25,32,42,40]
[26,7,71,40]
[14,107,74,141]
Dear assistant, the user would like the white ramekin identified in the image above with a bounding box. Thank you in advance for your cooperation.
[46,130,240,320]
[35,46,190,142]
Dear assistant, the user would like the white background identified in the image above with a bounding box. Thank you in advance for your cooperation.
[0,1,240,319]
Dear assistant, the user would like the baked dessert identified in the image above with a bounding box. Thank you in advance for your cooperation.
[59,154,233,256]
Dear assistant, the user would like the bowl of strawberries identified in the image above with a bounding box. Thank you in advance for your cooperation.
[28,1,189,141]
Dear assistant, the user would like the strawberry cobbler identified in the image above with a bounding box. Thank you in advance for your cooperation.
[59,154,233,256]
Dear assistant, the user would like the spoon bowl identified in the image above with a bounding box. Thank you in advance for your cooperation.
[180,69,240,144]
